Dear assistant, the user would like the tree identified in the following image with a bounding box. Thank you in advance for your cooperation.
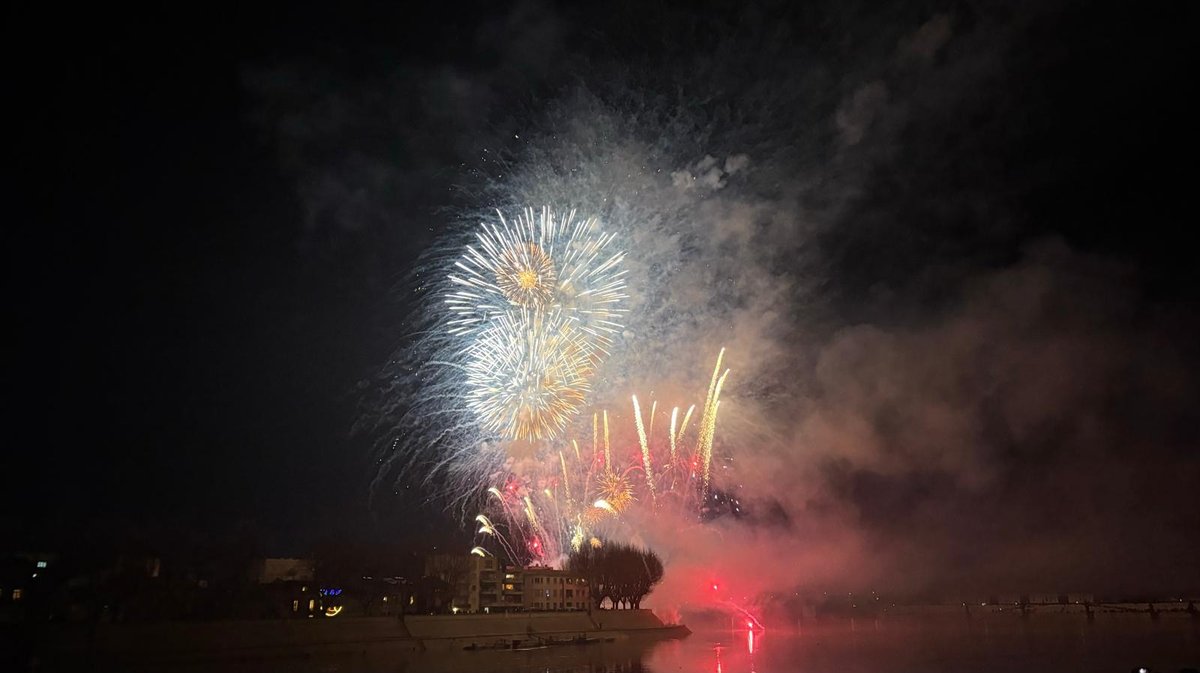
[565,541,663,609]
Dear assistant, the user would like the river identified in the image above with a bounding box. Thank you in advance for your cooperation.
[105,614,1198,673]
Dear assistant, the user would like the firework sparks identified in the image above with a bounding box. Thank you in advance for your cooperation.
[447,207,627,442]
[699,348,730,500]
[476,513,496,535]
[669,406,679,462]
[464,350,732,567]
[603,409,611,470]
[595,470,635,512]
[462,309,594,441]
[446,207,627,335]
[648,400,658,440]
[677,404,696,444]
[560,450,571,500]
[632,394,655,503]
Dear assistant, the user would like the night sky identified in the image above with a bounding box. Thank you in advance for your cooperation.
[7,1,1199,591]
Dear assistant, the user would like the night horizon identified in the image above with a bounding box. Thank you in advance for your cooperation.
[5,1,1199,670]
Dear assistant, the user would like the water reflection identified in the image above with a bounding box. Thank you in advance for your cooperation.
[648,617,1199,673]
[102,616,1198,673]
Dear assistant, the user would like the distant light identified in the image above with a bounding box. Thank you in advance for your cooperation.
[36,561,47,569]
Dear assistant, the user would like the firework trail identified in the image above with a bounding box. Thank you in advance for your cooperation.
[698,348,729,501]
[632,394,656,504]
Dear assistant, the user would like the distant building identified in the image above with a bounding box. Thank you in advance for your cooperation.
[450,555,590,613]
[522,566,590,611]
[1025,593,1059,604]
[251,558,315,584]
[465,555,524,613]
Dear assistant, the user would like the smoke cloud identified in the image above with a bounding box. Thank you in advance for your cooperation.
[246,0,1200,602]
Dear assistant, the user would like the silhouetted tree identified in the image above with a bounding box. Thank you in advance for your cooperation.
[566,541,663,609]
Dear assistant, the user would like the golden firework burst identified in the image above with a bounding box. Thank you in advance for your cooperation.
[497,242,556,307]
[464,310,596,441]
[595,470,635,512]
[446,207,628,442]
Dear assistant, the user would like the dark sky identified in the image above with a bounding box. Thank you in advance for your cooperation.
[7,0,1199,586]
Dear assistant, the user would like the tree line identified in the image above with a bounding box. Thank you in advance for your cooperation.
[565,541,664,609]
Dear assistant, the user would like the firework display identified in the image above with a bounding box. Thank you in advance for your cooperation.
[472,349,731,566]
[409,204,734,569]
[462,309,596,441]
[446,206,627,441]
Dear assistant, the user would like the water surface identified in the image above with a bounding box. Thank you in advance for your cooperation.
[107,615,1200,673]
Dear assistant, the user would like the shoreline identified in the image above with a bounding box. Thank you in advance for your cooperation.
[33,609,690,667]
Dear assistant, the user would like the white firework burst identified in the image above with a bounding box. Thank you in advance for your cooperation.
[446,206,627,347]
[462,308,599,441]
[447,207,627,441]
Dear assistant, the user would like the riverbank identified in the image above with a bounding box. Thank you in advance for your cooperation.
[28,609,688,669]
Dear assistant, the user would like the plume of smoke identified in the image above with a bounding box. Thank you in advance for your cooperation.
[316,2,1200,603]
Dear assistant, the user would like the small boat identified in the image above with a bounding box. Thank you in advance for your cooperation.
[466,634,618,652]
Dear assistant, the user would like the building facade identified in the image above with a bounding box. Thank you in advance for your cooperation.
[521,566,590,611]
[458,556,589,613]
[465,555,524,613]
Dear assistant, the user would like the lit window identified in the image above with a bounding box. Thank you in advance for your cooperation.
[14,589,23,600]
[308,599,315,610]
[36,561,47,569]
[292,600,299,612]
